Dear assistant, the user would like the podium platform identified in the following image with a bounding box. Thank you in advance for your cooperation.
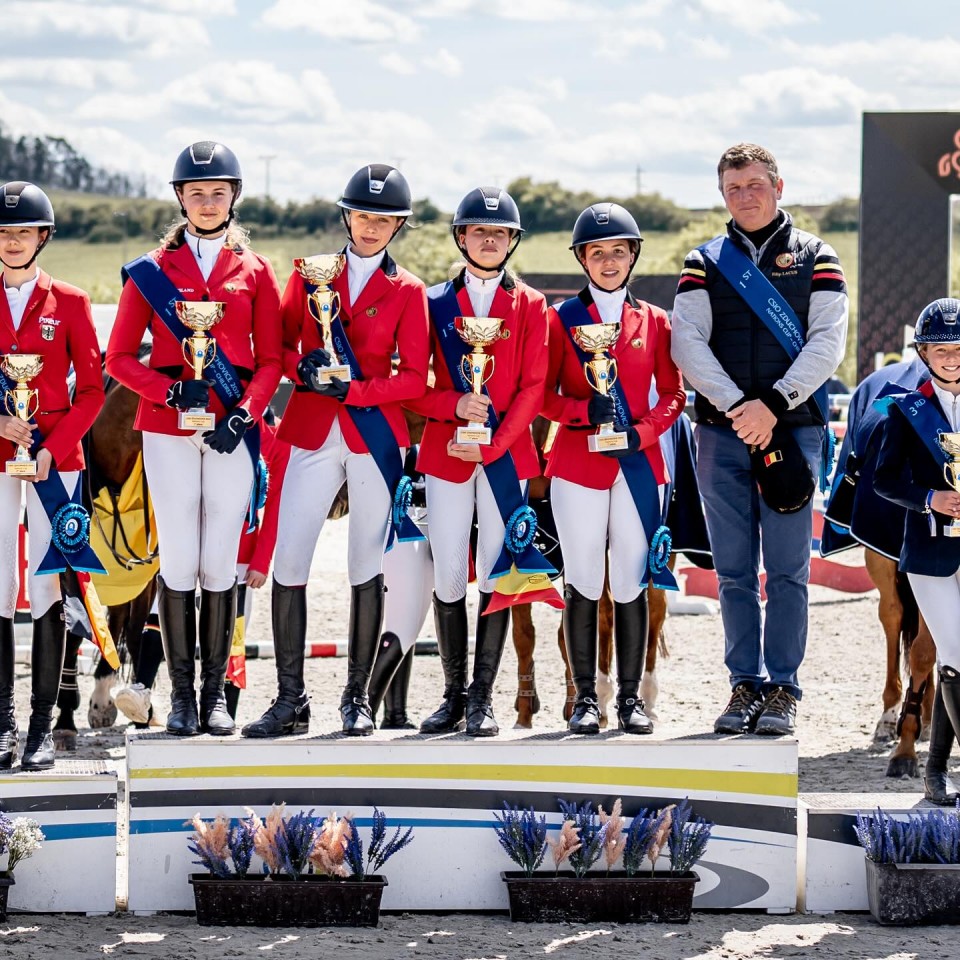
[126,731,798,914]
[0,760,118,914]
[800,792,928,913]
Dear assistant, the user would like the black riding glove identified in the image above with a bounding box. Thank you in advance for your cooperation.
[166,379,210,410]
[203,409,254,455]
[600,426,641,459]
[313,376,350,401]
[587,393,616,426]
[297,348,333,393]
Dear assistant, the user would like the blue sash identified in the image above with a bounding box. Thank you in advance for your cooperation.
[555,296,677,590]
[0,367,105,576]
[122,255,264,531]
[874,386,951,471]
[429,281,557,579]
[700,236,833,490]
[302,281,423,549]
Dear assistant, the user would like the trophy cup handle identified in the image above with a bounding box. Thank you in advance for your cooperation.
[605,359,618,391]
[483,354,495,386]
[205,339,217,368]
[27,389,40,420]
[3,392,14,417]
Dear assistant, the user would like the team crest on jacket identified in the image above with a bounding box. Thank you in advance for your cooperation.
[366,307,377,317]
[775,253,795,269]
[631,337,643,349]
[40,319,57,341]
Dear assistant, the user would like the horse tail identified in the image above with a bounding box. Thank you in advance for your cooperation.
[895,570,920,671]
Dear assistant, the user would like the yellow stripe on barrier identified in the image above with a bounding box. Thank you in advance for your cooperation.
[130,763,797,798]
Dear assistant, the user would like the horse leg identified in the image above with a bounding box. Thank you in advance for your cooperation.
[916,618,936,739]
[865,550,904,744]
[642,585,668,721]
[53,629,83,752]
[511,603,539,729]
[887,616,938,777]
[87,601,128,729]
[556,621,575,722]
[597,583,614,730]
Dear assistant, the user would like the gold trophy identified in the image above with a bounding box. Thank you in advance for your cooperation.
[455,316,503,444]
[292,254,352,384]
[176,301,224,430]
[939,431,960,537]
[2,353,43,476]
[571,322,628,453]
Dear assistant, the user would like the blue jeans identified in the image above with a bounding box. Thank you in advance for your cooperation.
[695,424,822,700]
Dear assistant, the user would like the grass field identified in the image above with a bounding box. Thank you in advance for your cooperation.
[40,225,861,386]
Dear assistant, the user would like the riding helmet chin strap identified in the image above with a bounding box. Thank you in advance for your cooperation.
[0,228,51,271]
[574,243,640,292]
[454,230,522,274]
[920,351,960,386]
[177,184,237,236]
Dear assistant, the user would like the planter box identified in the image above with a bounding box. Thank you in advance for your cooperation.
[865,860,960,925]
[501,870,698,923]
[0,873,12,921]
[189,874,387,927]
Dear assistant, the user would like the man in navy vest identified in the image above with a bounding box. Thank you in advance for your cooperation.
[671,143,848,736]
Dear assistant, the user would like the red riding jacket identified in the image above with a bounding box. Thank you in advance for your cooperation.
[1,271,104,472]
[277,251,429,452]
[542,290,685,489]
[106,241,282,434]
[408,271,548,483]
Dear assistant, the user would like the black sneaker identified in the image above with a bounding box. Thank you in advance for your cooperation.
[714,684,764,734]
[755,687,797,736]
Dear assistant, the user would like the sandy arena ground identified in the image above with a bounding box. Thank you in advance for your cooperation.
[3,517,956,958]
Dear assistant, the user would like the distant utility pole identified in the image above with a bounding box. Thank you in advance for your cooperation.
[635,164,643,196]
[259,154,277,201]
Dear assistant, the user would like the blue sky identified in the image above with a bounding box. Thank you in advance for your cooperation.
[3,0,958,212]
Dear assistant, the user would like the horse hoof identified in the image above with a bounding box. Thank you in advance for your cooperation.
[88,676,118,729]
[872,707,899,744]
[53,729,77,753]
[885,755,919,779]
[512,722,532,730]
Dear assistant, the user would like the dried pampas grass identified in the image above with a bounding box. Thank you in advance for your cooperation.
[548,820,581,871]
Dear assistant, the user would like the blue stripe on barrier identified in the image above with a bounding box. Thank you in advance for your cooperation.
[40,822,116,841]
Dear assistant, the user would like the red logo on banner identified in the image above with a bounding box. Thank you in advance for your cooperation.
[938,130,960,179]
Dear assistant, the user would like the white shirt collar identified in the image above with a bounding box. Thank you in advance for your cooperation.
[346,247,384,302]
[933,381,960,431]
[464,269,504,292]
[184,230,226,281]
[4,269,40,330]
[588,283,627,326]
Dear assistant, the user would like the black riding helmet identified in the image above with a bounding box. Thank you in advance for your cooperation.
[570,202,643,291]
[914,298,960,384]
[451,186,523,272]
[170,141,243,236]
[0,181,55,269]
[337,164,412,247]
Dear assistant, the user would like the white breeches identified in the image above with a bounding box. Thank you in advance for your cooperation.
[426,466,526,602]
[273,420,392,587]
[382,512,433,654]
[551,473,656,604]
[142,431,253,593]
[908,570,960,670]
[0,472,78,618]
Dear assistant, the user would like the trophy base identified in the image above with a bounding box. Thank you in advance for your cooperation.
[589,432,629,453]
[6,459,37,477]
[319,365,352,384]
[456,425,492,445]
[946,522,960,538]
[179,409,216,431]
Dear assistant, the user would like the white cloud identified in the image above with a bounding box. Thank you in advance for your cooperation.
[536,78,568,101]
[689,35,730,60]
[19,1,211,56]
[380,52,417,75]
[689,0,817,34]
[618,27,667,52]
[260,0,420,43]
[424,48,462,77]
[128,0,236,13]
[1,59,137,91]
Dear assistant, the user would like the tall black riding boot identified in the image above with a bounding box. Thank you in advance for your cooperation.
[367,631,406,725]
[198,583,237,735]
[382,647,416,729]
[340,575,384,736]
[615,591,653,735]
[22,602,67,770]
[936,666,960,793]
[420,595,469,733]
[0,616,18,769]
[157,576,199,736]
[466,592,510,737]
[242,581,310,737]
[924,683,958,805]
[563,585,600,735]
